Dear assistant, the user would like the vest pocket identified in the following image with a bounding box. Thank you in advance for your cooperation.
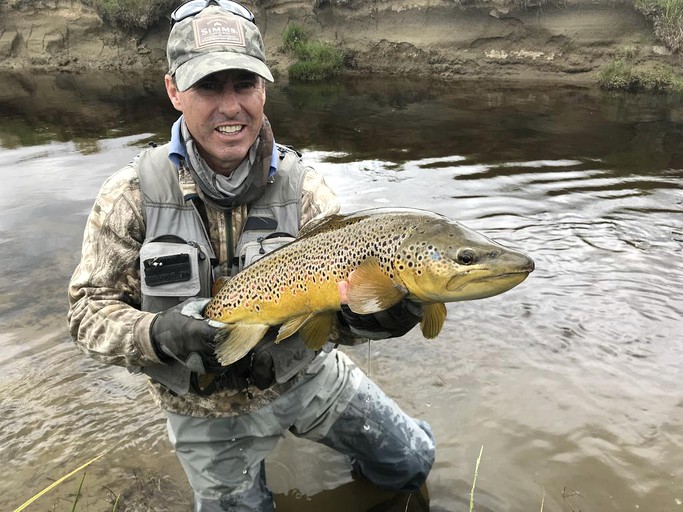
[140,235,212,306]
[237,233,295,272]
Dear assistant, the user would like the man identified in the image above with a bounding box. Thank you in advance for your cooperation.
[68,1,435,510]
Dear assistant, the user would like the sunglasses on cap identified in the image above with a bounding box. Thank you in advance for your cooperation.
[170,0,255,26]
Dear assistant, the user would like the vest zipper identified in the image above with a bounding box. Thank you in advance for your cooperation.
[186,240,206,260]
[225,209,234,269]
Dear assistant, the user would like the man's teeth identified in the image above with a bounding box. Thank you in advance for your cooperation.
[217,125,242,134]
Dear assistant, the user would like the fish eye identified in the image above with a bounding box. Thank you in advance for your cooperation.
[457,249,476,265]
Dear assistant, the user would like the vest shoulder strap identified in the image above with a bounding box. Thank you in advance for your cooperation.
[134,144,185,217]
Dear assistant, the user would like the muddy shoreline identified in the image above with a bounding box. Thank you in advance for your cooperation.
[0,0,680,85]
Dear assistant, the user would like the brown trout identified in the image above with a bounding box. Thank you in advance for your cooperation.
[205,208,534,365]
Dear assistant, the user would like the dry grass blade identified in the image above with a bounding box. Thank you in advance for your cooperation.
[12,453,105,512]
[469,444,484,512]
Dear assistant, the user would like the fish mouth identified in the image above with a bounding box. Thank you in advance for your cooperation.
[446,253,535,294]
[446,270,532,297]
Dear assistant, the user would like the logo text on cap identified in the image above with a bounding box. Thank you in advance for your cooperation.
[193,15,246,49]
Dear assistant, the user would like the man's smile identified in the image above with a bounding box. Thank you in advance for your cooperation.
[216,125,243,135]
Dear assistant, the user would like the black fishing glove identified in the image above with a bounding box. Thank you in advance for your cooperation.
[150,298,223,374]
[338,298,423,340]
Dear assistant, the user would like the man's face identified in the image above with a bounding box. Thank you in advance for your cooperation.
[165,69,266,176]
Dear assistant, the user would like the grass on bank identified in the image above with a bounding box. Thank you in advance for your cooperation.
[282,24,346,81]
[634,0,683,52]
[82,0,175,29]
[598,59,683,93]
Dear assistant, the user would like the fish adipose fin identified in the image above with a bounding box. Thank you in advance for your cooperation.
[347,257,408,314]
[215,324,270,366]
[420,303,447,339]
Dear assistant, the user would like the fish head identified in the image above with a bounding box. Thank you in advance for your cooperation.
[395,218,535,303]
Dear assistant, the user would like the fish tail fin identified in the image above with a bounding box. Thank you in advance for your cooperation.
[214,324,270,366]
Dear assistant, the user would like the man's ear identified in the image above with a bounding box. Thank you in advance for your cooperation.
[165,74,183,112]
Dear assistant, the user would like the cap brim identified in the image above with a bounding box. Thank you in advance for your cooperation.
[175,51,274,91]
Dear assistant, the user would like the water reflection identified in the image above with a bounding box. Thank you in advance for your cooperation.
[0,71,681,511]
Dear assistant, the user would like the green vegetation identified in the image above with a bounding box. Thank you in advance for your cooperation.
[282,23,310,52]
[282,24,346,82]
[599,2,683,95]
[83,0,175,29]
[634,0,683,51]
[598,59,683,93]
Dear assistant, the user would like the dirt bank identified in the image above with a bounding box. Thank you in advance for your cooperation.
[0,1,680,84]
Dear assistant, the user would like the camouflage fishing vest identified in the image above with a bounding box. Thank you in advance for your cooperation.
[133,142,315,395]
[134,143,305,309]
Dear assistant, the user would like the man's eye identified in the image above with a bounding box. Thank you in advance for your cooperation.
[235,81,256,92]
[196,81,219,91]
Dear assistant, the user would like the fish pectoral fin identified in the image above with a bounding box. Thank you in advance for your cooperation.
[215,324,270,366]
[276,314,312,343]
[420,303,447,339]
[299,312,335,351]
[347,257,408,314]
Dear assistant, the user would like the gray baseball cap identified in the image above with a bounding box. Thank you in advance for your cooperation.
[167,5,274,91]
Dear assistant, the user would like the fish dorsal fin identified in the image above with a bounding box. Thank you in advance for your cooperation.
[276,313,312,343]
[297,214,344,238]
[299,312,335,350]
[420,303,447,339]
[347,257,408,314]
[215,324,270,366]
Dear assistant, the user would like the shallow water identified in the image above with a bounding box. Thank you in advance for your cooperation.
[0,71,681,511]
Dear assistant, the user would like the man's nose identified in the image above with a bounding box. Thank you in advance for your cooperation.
[219,87,241,117]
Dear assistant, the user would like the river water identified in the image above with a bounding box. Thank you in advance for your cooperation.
[0,71,681,511]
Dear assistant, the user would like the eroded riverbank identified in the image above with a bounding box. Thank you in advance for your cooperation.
[0,0,680,86]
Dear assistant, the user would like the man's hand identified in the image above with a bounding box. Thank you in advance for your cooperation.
[150,298,224,373]
[337,277,423,340]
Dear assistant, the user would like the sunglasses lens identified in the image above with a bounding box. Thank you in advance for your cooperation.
[223,1,254,20]
[171,0,254,25]
[171,0,204,22]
